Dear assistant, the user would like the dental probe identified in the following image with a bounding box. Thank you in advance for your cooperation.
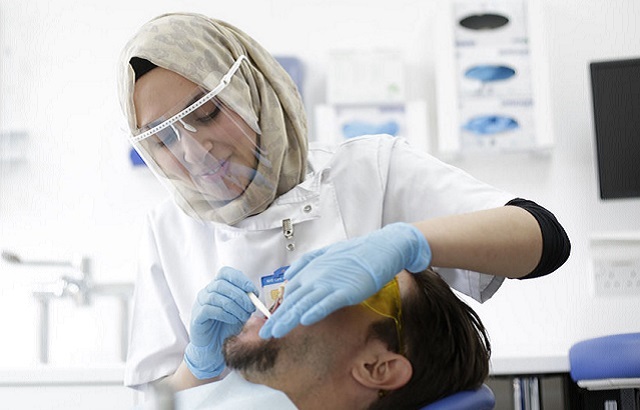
[247,292,272,318]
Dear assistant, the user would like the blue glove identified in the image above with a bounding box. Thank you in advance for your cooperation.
[184,267,258,379]
[259,222,431,339]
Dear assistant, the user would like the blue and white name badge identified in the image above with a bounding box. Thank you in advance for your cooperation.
[260,266,289,308]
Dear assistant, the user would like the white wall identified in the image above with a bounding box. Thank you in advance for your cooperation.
[1,0,639,367]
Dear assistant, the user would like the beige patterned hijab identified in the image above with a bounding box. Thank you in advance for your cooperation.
[117,13,308,225]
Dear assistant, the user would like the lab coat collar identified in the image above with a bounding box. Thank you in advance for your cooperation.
[222,168,329,232]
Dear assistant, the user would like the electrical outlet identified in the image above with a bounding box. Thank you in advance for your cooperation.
[593,259,640,296]
[590,234,640,297]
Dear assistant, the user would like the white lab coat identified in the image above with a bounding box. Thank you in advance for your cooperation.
[125,135,514,389]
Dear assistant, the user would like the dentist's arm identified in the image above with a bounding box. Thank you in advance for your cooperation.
[417,198,569,280]
[259,200,570,339]
[416,204,543,278]
[154,361,221,392]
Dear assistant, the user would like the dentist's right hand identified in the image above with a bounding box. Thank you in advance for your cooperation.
[184,267,258,379]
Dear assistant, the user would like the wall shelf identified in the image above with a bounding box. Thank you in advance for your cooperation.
[0,130,28,163]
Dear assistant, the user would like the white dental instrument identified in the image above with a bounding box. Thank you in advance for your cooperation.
[247,292,271,318]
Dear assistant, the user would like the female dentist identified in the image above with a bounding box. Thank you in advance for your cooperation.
[117,12,570,394]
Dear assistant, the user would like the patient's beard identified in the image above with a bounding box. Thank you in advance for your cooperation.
[223,334,281,375]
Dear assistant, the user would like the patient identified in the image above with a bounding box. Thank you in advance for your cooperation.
[170,269,490,410]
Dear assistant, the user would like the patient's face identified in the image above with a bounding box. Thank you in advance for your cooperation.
[223,272,412,381]
[223,302,379,379]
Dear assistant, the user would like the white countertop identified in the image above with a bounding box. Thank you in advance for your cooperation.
[490,354,570,376]
[0,364,125,385]
[0,354,572,385]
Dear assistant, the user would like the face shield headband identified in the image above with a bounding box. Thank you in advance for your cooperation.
[130,55,248,144]
[130,55,276,222]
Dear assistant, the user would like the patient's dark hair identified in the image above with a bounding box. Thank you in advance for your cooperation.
[368,269,491,410]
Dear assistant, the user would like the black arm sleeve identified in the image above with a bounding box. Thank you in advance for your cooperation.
[505,198,571,279]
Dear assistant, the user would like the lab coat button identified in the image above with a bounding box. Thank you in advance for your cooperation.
[303,204,312,213]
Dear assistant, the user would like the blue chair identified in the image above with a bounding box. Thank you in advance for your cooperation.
[569,332,640,409]
[421,384,495,409]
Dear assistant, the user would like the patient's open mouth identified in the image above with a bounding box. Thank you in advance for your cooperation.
[269,291,284,314]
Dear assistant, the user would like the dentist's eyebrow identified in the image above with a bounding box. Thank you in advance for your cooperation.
[139,91,207,129]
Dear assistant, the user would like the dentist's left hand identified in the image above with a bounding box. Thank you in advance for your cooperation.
[259,222,431,340]
[184,267,258,379]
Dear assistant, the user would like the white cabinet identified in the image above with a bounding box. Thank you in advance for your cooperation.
[0,131,28,163]
[0,366,140,410]
[435,0,553,158]
[1,385,138,410]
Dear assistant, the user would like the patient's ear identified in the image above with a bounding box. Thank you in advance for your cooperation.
[351,342,412,391]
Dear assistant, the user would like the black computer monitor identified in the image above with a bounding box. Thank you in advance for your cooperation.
[590,58,640,199]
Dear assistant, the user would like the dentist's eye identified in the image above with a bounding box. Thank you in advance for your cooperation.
[157,128,179,146]
[196,106,221,123]
[149,128,178,150]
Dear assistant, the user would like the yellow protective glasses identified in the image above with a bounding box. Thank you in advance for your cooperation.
[360,277,404,355]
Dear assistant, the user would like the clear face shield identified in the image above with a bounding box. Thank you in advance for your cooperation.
[130,56,272,221]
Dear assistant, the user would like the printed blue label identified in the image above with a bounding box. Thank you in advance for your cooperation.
[260,266,289,308]
[261,266,289,287]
